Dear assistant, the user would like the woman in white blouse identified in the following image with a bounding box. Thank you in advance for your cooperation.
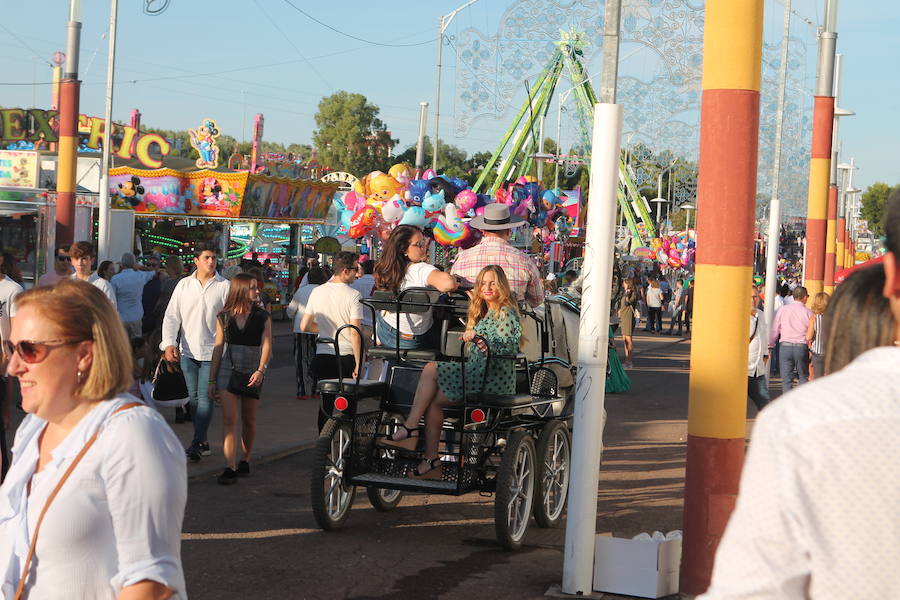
[0,279,186,599]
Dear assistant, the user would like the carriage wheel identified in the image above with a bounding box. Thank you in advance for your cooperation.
[494,430,536,550]
[367,413,404,512]
[534,420,571,528]
[311,419,356,530]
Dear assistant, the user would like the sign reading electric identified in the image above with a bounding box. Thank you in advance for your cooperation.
[0,108,171,169]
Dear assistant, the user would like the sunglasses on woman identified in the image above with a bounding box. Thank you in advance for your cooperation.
[2,339,85,364]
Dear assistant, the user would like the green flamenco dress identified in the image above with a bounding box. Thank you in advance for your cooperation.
[437,306,522,401]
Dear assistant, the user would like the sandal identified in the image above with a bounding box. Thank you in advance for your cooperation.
[409,457,443,480]
[378,424,419,450]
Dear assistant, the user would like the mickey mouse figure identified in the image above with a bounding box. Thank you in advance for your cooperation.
[117,175,145,208]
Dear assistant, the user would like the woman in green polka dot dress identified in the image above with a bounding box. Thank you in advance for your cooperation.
[381,265,522,478]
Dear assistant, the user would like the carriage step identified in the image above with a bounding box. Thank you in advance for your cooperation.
[353,472,460,493]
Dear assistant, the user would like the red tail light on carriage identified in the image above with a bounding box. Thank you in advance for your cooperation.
[334,396,349,412]
[469,409,486,424]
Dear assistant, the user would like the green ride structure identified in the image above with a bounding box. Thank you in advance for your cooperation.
[470,31,657,248]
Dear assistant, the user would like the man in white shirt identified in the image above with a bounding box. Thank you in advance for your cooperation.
[301,252,363,386]
[286,267,327,399]
[161,244,230,461]
[700,191,900,599]
[36,245,73,287]
[350,259,376,334]
[0,253,23,480]
[111,252,156,338]
[69,241,117,308]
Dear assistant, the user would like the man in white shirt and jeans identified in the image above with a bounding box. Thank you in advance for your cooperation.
[701,190,900,599]
[161,244,230,461]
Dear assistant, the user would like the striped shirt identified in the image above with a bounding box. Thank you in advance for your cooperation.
[451,236,543,307]
[810,313,825,355]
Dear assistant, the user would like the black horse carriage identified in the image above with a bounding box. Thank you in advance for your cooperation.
[310,287,574,550]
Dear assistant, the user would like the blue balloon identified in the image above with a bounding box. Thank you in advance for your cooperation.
[408,179,429,205]
[399,206,428,228]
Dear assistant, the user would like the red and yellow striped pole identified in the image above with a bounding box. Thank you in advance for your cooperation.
[680,0,763,594]
[55,13,82,248]
[836,215,846,273]
[803,27,837,297]
[824,184,838,293]
[56,78,80,247]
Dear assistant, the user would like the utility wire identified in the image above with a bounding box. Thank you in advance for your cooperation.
[254,0,333,90]
[0,22,52,66]
[280,0,435,47]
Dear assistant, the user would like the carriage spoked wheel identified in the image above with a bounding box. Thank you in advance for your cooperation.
[311,419,356,530]
[533,420,571,528]
[494,430,536,550]
[366,413,404,511]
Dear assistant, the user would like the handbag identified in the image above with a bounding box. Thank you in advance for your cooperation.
[226,346,261,399]
[15,402,142,600]
[151,359,190,407]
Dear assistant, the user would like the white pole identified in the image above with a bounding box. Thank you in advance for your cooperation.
[97,0,118,261]
[432,15,443,172]
[763,0,791,324]
[561,102,623,595]
[415,101,428,171]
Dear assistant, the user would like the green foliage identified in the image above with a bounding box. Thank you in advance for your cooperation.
[860,182,899,237]
[313,91,396,175]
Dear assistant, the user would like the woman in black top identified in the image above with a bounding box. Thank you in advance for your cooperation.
[209,273,273,485]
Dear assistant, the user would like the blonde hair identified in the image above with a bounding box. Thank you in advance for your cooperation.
[811,291,830,315]
[466,265,520,329]
[14,279,132,400]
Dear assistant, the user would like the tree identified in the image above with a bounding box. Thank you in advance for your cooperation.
[860,182,899,237]
[394,136,471,178]
[313,91,396,175]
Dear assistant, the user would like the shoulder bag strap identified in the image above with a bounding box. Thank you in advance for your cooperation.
[14,402,142,600]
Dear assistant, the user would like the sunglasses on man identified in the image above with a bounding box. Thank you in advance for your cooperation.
[56,255,71,262]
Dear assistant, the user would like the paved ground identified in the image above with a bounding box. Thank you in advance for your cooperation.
[5,320,778,599]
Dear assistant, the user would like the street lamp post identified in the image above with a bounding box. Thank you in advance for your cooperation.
[680,202,695,231]
[433,0,481,172]
[97,0,119,261]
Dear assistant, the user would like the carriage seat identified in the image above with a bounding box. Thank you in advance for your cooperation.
[477,393,536,408]
[367,347,440,362]
[317,378,387,397]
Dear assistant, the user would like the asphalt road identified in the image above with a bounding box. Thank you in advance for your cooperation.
[183,448,569,600]
[181,332,712,600]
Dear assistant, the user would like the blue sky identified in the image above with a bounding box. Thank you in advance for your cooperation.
[1,0,897,193]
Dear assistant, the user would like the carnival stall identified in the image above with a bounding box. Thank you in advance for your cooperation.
[106,161,339,304]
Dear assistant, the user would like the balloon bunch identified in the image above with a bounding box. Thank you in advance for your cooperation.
[329,167,576,251]
[492,176,565,231]
[646,230,696,269]
[330,163,485,247]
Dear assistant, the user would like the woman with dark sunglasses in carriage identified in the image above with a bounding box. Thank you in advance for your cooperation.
[0,279,186,599]
[373,225,459,349]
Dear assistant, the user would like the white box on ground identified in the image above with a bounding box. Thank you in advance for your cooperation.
[593,534,681,598]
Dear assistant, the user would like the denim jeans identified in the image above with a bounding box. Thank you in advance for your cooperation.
[747,375,770,410]
[181,356,213,446]
[778,342,809,393]
[375,313,439,350]
[646,307,663,332]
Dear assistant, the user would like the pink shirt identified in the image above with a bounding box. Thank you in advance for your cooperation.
[768,300,812,347]
[451,236,543,307]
